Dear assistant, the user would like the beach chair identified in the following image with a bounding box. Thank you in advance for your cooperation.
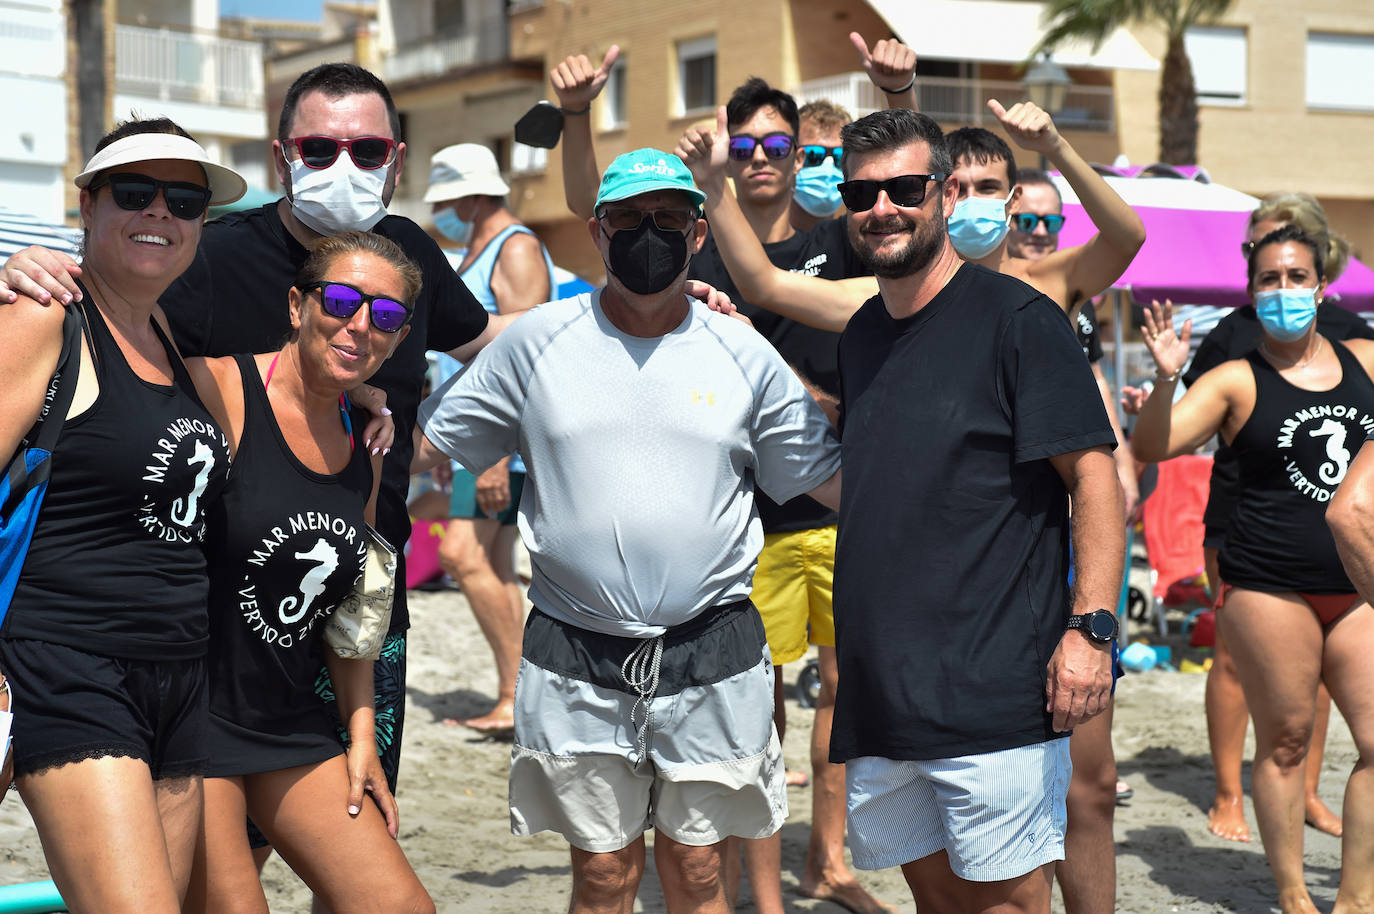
[1139,453,1213,635]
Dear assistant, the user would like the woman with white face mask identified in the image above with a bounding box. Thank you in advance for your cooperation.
[1130,224,1374,914]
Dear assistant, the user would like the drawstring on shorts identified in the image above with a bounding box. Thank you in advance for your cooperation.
[621,635,664,764]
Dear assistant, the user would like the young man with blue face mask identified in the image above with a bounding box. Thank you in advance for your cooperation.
[944,101,1143,317]
[790,100,851,232]
[424,143,555,737]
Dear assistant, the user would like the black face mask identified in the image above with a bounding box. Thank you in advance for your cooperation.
[604,221,689,295]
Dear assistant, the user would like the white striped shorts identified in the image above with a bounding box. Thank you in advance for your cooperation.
[845,737,1070,881]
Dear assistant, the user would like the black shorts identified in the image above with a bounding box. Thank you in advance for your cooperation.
[0,637,207,780]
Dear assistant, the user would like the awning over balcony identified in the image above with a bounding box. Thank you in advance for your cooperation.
[863,0,1159,71]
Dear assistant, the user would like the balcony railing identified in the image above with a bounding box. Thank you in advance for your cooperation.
[381,16,508,85]
[116,24,265,110]
[793,73,1115,132]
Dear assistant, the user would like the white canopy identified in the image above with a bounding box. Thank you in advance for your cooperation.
[864,0,1160,71]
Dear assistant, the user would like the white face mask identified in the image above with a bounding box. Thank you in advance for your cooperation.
[287,154,387,236]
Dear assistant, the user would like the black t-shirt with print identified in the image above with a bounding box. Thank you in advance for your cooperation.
[161,202,490,633]
[688,216,868,533]
[830,264,1115,762]
[1075,299,1103,363]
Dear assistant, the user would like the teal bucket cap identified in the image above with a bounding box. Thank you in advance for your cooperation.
[594,148,707,210]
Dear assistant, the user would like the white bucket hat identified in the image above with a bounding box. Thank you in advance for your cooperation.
[75,132,248,206]
[423,143,510,203]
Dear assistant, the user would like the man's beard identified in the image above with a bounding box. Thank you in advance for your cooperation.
[849,211,945,279]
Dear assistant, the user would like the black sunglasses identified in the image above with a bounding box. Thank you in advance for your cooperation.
[727,132,796,161]
[89,172,212,220]
[1012,213,1066,233]
[1240,240,1257,258]
[838,174,947,212]
[288,135,398,171]
[306,281,411,333]
[597,206,699,233]
[801,145,843,168]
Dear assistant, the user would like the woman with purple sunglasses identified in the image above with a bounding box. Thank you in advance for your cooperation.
[182,231,433,913]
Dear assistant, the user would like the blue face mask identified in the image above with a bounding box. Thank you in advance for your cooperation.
[793,161,844,218]
[948,194,1011,259]
[434,205,472,244]
[1255,287,1319,342]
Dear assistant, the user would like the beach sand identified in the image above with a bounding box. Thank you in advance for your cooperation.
[0,586,1353,912]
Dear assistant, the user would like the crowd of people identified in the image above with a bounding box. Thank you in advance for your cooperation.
[0,26,1371,914]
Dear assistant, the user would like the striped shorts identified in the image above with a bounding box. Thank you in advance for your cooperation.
[509,601,785,853]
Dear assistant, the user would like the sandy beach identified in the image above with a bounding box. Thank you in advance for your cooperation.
[0,585,1354,913]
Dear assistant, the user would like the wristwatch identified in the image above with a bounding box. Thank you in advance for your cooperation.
[1066,609,1119,644]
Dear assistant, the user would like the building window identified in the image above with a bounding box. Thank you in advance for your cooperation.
[602,56,628,129]
[435,0,465,34]
[677,36,716,116]
[511,141,548,175]
[1306,33,1374,111]
[1184,26,1246,105]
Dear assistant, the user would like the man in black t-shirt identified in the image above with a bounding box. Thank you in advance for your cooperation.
[831,109,1123,911]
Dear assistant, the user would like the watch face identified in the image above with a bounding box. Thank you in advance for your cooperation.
[1088,611,1117,641]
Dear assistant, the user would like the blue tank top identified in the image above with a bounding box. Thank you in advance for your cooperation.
[6,290,231,659]
[440,225,556,474]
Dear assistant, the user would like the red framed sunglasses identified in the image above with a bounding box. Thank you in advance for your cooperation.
[286,135,398,171]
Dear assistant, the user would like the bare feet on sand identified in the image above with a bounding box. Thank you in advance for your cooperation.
[1277,886,1321,914]
[799,874,896,914]
[1208,795,1251,842]
[1305,793,1342,836]
[441,700,515,735]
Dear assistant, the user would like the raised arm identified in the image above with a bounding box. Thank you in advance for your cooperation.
[674,106,876,332]
[1130,300,1232,462]
[849,32,918,112]
[551,46,619,221]
[990,99,1145,311]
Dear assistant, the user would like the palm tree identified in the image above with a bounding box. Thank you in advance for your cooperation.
[1034,0,1236,165]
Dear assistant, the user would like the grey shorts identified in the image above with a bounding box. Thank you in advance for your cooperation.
[509,601,785,853]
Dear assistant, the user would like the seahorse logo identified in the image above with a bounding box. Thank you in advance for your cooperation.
[170,439,216,527]
[1309,418,1351,485]
[278,538,340,624]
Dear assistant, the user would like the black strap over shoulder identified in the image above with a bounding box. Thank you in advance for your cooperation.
[2,306,84,517]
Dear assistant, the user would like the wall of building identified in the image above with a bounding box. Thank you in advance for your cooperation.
[0,0,68,222]
[1116,0,1374,262]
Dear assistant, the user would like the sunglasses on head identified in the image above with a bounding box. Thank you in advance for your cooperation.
[597,206,699,233]
[1012,213,1066,233]
[1240,240,1258,258]
[727,132,796,161]
[838,174,947,212]
[288,135,398,170]
[306,281,411,333]
[90,173,212,220]
[801,145,843,168]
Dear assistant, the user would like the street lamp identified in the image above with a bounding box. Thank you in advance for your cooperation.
[1022,52,1071,167]
[1023,51,1071,113]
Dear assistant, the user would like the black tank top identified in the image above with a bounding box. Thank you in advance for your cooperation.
[205,355,370,771]
[1219,341,1374,593]
[6,291,230,658]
